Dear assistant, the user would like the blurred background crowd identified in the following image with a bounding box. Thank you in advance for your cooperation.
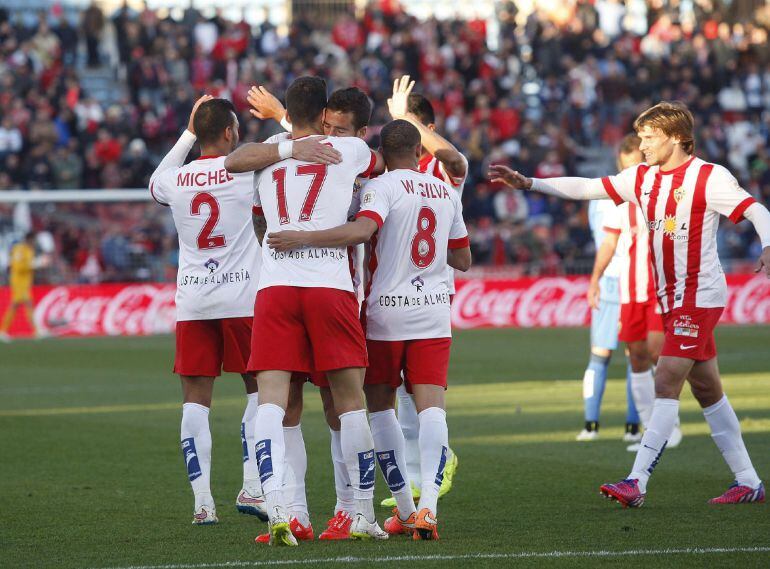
[1,0,769,284]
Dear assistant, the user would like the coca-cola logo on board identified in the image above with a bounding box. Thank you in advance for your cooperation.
[33,285,176,336]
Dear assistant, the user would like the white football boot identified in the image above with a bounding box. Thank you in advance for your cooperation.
[236,488,268,521]
[576,429,599,442]
[192,504,218,525]
[350,513,389,540]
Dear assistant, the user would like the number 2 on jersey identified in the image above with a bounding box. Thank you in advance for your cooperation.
[273,165,328,224]
[411,207,437,268]
[191,192,226,250]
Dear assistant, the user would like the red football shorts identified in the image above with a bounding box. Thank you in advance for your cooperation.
[365,338,452,393]
[174,317,252,377]
[660,306,724,361]
[618,300,664,343]
[249,286,367,374]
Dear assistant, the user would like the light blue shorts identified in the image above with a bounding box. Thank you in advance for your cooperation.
[590,276,620,351]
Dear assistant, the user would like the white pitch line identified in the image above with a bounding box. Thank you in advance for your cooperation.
[90,546,770,569]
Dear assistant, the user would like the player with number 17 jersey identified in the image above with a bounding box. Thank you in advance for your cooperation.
[249,133,377,375]
[253,134,376,293]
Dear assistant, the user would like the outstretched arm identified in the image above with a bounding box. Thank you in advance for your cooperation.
[388,75,467,180]
[266,217,379,251]
[488,164,609,200]
[744,203,770,277]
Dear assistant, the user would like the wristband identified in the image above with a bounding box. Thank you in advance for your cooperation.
[280,116,293,133]
[278,140,293,160]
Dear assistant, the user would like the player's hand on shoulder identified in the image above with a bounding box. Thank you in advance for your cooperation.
[188,94,214,135]
[247,86,285,122]
[266,231,306,252]
[755,246,770,278]
[388,75,415,119]
[293,137,342,165]
[488,164,532,190]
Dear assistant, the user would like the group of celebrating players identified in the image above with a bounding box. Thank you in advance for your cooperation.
[151,75,469,545]
[151,72,770,547]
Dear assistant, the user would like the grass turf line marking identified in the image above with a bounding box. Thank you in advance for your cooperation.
[91,547,770,569]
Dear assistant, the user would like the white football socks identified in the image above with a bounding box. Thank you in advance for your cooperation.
[181,402,213,509]
[253,403,286,514]
[396,383,421,491]
[339,409,376,522]
[283,424,310,525]
[329,428,355,516]
[703,396,762,489]
[630,369,655,427]
[417,407,449,515]
[370,409,416,518]
[240,392,262,495]
[629,398,679,492]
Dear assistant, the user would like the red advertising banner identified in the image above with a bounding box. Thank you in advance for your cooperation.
[1,275,768,338]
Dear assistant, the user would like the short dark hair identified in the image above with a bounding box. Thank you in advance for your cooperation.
[380,119,421,160]
[193,99,236,145]
[407,93,435,126]
[286,76,327,128]
[326,88,372,131]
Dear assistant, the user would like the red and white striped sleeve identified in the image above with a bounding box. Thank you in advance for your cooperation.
[600,165,642,206]
[705,165,757,223]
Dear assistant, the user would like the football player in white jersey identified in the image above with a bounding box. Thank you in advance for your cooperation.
[382,76,468,507]
[267,119,471,540]
[227,76,387,546]
[149,96,264,525]
[490,101,770,507]
[589,134,680,452]
[243,84,377,541]
[152,96,341,528]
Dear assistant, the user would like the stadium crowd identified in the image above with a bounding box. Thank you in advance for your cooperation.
[1,0,770,283]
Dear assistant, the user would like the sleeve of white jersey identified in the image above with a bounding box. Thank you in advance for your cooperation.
[601,201,622,234]
[149,171,171,206]
[706,165,758,223]
[448,193,470,249]
[148,129,197,206]
[252,171,263,214]
[351,137,377,179]
[599,165,641,205]
[355,177,391,229]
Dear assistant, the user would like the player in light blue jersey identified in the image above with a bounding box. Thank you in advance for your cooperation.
[577,182,639,442]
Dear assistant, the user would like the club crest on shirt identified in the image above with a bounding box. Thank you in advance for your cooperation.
[204,258,220,273]
[673,186,685,203]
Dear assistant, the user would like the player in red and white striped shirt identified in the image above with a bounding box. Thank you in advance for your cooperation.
[490,102,770,506]
[588,133,676,452]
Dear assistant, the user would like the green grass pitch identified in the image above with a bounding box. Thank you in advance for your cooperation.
[2,326,770,568]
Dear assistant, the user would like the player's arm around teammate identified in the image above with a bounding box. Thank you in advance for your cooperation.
[269,120,471,540]
[490,101,770,506]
